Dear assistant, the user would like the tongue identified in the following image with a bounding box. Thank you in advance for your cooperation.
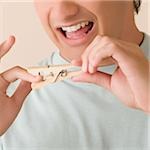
[66,25,91,40]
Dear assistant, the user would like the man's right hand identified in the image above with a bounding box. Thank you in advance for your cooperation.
[0,36,41,136]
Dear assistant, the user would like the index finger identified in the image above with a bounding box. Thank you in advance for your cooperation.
[0,66,42,93]
[0,36,15,59]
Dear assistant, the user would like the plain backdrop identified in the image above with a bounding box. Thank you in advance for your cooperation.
[0,0,149,72]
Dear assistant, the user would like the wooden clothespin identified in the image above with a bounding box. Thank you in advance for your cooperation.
[27,64,82,90]
[27,57,116,90]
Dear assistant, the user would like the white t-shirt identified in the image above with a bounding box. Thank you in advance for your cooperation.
[0,34,149,150]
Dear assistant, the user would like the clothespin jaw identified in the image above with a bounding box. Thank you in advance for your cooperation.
[27,64,81,90]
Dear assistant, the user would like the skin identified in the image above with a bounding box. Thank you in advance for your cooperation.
[0,36,42,135]
[0,0,149,135]
[34,0,149,110]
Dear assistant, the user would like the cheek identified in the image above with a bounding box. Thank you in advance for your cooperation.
[34,2,51,26]
[34,2,59,47]
[80,2,101,15]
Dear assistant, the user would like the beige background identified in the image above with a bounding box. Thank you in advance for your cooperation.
[0,0,149,72]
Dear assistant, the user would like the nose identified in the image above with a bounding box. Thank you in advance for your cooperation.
[50,1,79,23]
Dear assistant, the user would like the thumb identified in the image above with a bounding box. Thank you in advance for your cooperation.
[12,81,32,106]
[72,71,111,90]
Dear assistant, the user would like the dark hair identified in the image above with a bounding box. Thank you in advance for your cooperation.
[133,0,141,14]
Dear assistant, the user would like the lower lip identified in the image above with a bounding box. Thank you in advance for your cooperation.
[57,22,97,46]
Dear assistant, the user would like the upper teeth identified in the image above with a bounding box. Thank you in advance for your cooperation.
[61,21,90,33]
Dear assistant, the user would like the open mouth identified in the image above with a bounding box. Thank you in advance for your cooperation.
[58,21,94,40]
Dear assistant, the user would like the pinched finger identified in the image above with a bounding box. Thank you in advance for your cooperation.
[0,66,42,93]
[92,45,118,68]
[87,45,103,73]
[81,35,102,72]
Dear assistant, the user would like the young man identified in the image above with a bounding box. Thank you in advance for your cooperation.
[0,0,149,149]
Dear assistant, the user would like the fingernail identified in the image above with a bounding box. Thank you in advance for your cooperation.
[7,36,15,43]
[82,63,87,73]
[35,75,43,81]
[89,64,94,74]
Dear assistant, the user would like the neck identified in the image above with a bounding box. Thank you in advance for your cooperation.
[121,25,144,46]
[119,11,144,46]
